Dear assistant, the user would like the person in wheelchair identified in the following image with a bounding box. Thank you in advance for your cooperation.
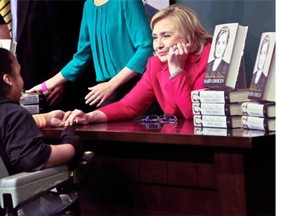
[0,47,84,175]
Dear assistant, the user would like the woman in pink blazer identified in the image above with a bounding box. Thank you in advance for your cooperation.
[65,4,212,125]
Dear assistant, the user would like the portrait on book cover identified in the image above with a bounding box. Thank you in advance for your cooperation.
[206,23,237,79]
[249,34,274,92]
[206,25,235,80]
[142,0,173,20]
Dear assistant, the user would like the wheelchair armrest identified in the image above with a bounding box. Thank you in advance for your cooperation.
[0,165,70,209]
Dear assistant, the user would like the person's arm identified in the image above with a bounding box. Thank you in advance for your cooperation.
[164,43,211,119]
[64,73,155,124]
[26,2,91,95]
[5,108,78,172]
[44,144,75,168]
[85,66,137,106]
[123,0,153,73]
[33,110,66,128]
[26,72,67,94]
[64,58,157,125]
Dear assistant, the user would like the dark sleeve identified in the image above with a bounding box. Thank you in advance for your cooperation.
[4,105,51,173]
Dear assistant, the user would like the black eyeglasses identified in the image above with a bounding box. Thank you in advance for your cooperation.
[140,114,177,129]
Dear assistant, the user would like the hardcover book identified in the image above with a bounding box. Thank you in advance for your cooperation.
[192,102,242,116]
[20,93,45,105]
[21,104,45,114]
[194,127,231,136]
[248,32,275,102]
[191,88,250,104]
[241,116,275,131]
[204,23,248,90]
[241,101,275,118]
[193,115,242,129]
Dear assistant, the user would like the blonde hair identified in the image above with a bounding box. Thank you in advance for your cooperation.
[150,4,212,55]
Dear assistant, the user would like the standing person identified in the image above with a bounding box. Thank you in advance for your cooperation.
[249,34,270,91]
[64,4,212,125]
[0,48,84,174]
[27,0,153,108]
[0,0,85,110]
[206,26,230,79]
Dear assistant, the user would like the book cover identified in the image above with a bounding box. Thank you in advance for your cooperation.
[192,102,242,116]
[241,101,275,118]
[193,115,242,129]
[204,23,248,90]
[241,116,275,131]
[248,32,275,102]
[191,88,250,104]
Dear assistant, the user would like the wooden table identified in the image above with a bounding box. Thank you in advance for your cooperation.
[43,120,275,216]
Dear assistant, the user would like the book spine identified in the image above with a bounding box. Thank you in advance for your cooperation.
[193,103,231,116]
[191,90,229,103]
[20,94,45,105]
[241,102,269,117]
[194,127,229,136]
[241,116,274,131]
[21,104,44,114]
[194,115,236,129]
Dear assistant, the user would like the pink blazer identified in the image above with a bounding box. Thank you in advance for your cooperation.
[100,42,211,120]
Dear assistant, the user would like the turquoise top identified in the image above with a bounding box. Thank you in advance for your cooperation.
[61,0,153,82]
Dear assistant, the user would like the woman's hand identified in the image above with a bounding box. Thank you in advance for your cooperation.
[64,109,91,126]
[46,85,65,106]
[168,42,191,75]
[25,83,43,94]
[85,82,114,107]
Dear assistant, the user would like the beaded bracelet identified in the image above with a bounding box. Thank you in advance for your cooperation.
[41,82,50,95]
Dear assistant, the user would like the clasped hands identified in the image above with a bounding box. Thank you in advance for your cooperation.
[45,109,89,128]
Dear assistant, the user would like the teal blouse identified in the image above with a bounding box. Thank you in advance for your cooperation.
[61,0,153,82]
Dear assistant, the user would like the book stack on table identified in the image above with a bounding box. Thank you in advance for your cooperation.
[20,93,46,114]
[241,101,275,131]
[191,89,250,129]
[242,32,276,132]
[191,22,250,129]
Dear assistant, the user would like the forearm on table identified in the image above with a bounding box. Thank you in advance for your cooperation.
[87,110,108,123]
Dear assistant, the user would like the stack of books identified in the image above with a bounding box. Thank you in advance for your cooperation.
[242,32,276,132]
[241,102,275,131]
[191,22,250,129]
[20,93,46,114]
[191,89,250,129]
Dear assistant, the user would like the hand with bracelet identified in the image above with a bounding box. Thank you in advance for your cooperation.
[26,73,67,106]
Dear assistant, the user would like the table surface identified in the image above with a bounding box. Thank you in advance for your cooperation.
[42,119,275,215]
[42,119,275,149]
